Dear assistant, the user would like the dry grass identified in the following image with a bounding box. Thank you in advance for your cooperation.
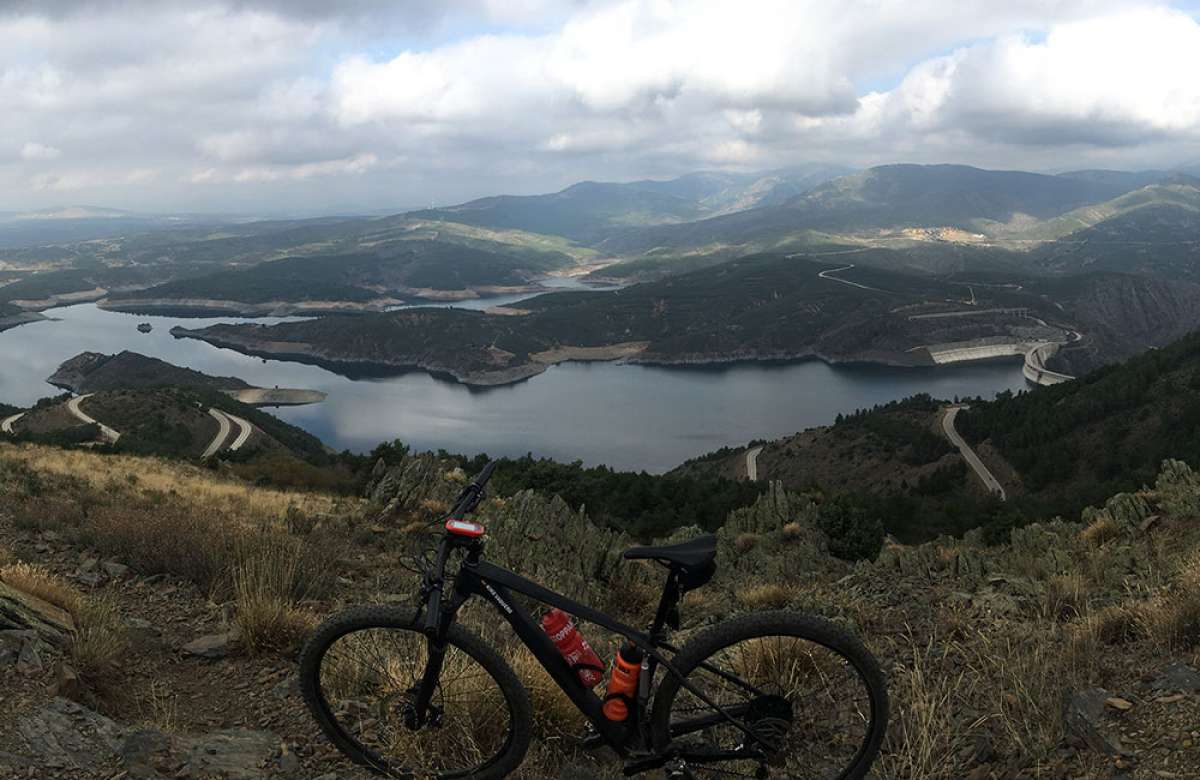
[1080,516,1121,546]
[1044,573,1089,622]
[0,561,125,683]
[70,593,127,682]
[506,647,587,737]
[736,582,795,610]
[0,561,83,613]
[965,629,1081,764]
[233,533,323,654]
[138,680,181,733]
[780,522,805,542]
[879,637,974,780]
[734,532,760,553]
[1071,602,1142,647]
[1,443,346,521]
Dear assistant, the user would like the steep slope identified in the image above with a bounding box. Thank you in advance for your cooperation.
[1040,273,1200,374]
[7,443,1200,778]
[957,330,1200,518]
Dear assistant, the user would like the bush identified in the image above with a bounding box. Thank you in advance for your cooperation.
[815,495,884,562]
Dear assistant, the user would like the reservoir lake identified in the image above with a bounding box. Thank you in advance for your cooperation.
[0,291,1031,473]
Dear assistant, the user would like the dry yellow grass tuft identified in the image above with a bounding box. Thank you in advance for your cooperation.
[233,533,323,654]
[1070,602,1142,647]
[0,561,125,683]
[734,532,760,553]
[1044,573,1089,622]
[780,522,806,542]
[419,497,451,516]
[1080,516,1121,546]
[0,561,83,613]
[70,593,127,682]
[736,583,795,610]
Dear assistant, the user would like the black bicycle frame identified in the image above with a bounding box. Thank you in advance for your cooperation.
[416,535,771,763]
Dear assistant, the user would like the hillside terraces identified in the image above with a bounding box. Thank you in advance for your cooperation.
[4,443,1200,777]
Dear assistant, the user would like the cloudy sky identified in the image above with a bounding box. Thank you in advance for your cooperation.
[3,0,1200,214]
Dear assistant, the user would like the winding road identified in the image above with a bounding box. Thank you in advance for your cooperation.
[815,263,885,292]
[1,412,24,435]
[941,405,1005,501]
[67,394,121,444]
[201,408,254,459]
[745,446,763,481]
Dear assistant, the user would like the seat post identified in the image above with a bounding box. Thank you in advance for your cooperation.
[649,571,681,639]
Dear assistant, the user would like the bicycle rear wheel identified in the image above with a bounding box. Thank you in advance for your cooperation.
[299,606,533,778]
[650,611,888,779]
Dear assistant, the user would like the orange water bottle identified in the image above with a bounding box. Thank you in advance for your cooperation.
[602,642,643,721]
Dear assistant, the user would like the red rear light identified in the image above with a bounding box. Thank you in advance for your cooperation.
[445,519,486,538]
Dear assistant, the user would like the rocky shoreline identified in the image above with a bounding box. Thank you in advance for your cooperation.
[169,325,1031,389]
[0,311,48,333]
[99,297,405,318]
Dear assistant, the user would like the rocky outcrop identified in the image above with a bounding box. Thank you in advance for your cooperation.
[1156,459,1200,518]
[2,698,281,779]
[0,580,75,644]
[367,454,462,517]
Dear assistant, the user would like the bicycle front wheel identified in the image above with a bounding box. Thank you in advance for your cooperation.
[650,611,889,779]
[299,606,533,778]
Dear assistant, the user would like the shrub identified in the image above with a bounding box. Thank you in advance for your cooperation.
[1080,516,1121,546]
[815,495,884,562]
[737,583,794,610]
[234,533,326,654]
[734,533,760,553]
[71,594,127,684]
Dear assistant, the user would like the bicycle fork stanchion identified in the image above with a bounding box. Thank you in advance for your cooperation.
[408,640,447,729]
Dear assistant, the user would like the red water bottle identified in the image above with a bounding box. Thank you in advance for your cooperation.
[541,608,605,688]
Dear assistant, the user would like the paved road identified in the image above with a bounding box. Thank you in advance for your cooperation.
[201,408,255,459]
[67,394,121,444]
[1,412,24,434]
[746,446,763,481]
[201,408,233,459]
[226,412,253,451]
[941,406,1005,501]
[815,263,885,292]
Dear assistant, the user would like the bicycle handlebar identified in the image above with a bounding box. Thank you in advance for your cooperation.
[449,460,499,520]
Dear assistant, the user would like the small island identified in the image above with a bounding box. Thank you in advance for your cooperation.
[47,351,327,407]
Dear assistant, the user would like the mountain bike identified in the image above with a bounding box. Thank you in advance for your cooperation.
[299,462,889,779]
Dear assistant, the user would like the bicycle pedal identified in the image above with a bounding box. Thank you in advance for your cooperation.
[578,725,605,750]
[664,760,697,780]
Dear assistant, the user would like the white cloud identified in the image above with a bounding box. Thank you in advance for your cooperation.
[20,141,61,159]
[1,1,1199,213]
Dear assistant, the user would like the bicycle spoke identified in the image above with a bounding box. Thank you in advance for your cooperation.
[315,625,515,777]
[667,633,878,779]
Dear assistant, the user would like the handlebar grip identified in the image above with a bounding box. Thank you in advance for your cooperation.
[473,460,498,489]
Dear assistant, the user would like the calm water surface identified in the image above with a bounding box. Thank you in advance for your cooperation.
[0,298,1031,472]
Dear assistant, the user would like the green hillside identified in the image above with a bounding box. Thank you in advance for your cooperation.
[599,164,1159,256]
[958,331,1200,518]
